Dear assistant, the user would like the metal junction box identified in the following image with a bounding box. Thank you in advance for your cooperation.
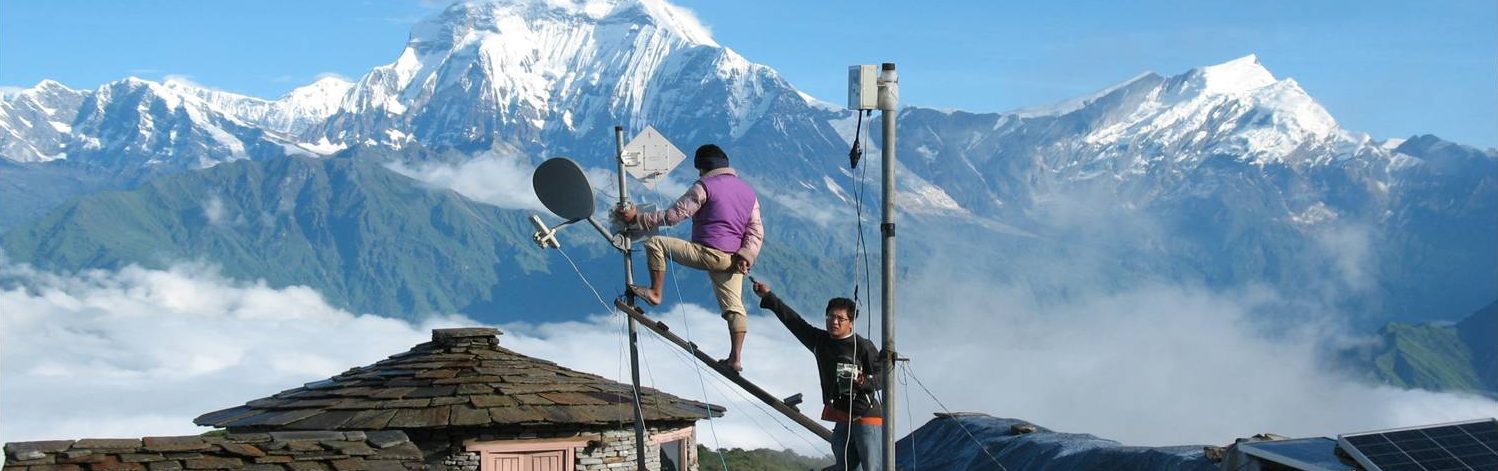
[848,64,878,110]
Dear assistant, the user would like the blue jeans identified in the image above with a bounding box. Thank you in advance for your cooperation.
[828,421,883,471]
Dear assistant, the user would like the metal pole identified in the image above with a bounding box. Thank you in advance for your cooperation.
[877,62,899,471]
[616,125,649,471]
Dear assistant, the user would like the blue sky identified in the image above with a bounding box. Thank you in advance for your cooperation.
[2,0,1493,147]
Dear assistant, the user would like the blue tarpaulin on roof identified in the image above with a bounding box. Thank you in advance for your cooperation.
[894,414,1219,471]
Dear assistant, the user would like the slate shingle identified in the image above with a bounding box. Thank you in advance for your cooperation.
[193,328,722,430]
[3,432,417,471]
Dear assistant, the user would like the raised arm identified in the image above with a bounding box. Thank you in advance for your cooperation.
[756,289,822,351]
[636,182,706,231]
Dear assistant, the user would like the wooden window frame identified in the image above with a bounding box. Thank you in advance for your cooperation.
[649,426,695,470]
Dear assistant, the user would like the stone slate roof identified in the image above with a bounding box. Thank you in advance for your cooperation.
[194,328,723,431]
[3,431,422,471]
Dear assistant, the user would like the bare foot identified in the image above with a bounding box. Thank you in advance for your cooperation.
[717,358,743,373]
[628,285,662,306]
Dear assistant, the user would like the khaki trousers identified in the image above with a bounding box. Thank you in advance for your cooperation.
[643,236,747,333]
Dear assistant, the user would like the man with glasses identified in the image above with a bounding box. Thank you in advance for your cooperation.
[751,280,883,471]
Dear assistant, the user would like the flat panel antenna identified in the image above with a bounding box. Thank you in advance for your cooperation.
[621,125,685,189]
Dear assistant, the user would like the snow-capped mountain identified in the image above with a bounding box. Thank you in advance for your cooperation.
[71,77,311,171]
[896,54,1388,219]
[891,54,1493,320]
[0,0,1491,325]
[0,80,87,163]
[0,75,353,173]
[0,78,300,173]
[166,76,354,136]
[313,0,837,157]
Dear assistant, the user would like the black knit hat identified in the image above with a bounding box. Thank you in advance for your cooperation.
[694,144,729,171]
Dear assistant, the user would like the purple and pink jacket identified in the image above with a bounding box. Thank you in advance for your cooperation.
[638,167,764,265]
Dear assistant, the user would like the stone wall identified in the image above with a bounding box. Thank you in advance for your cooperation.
[442,450,480,471]
[423,424,696,471]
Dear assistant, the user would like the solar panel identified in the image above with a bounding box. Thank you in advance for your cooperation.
[1337,418,1497,471]
[1238,437,1358,471]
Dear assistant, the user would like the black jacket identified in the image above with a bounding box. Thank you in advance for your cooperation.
[760,292,883,418]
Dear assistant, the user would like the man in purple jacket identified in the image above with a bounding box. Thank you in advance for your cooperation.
[616,144,764,372]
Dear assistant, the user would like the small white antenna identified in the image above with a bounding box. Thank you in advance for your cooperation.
[620,125,686,190]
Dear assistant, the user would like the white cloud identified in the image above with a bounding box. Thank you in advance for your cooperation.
[161,74,218,92]
[0,260,472,443]
[497,301,830,455]
[386,152,689,221]
[1,254,1492,460]
[203,196,229,226]
[385,152,548,212]
[890,270,1498,447]
[758,186,847,227]
[1313,223,1376,292]
[0,258,827,455]
[868,179,1497,446]
[311,71,352,81]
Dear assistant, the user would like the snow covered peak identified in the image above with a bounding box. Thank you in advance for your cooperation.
[288,76,354,96]
[320,0,782,150]
[161,77,257,112]
[629,0,716,46]
[1067,55,1346,166]
[1185,54,1277,95]
[1,80,80,103]
[107,76,192,109]
[411,0,715,51]
[278,77,352,114]
[32,79,74,94]
[139,75,349,136]
[0,79,88,163]
[1011,71,1161,117]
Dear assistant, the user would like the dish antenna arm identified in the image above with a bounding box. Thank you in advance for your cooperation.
[527,214,628,252]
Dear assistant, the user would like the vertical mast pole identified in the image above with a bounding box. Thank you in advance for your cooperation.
[877,63,899,471]
[615,125,649,471]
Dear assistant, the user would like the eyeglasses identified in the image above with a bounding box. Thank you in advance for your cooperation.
[825,316,851,323]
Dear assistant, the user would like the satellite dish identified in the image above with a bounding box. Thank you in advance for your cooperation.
[533,157,596,220]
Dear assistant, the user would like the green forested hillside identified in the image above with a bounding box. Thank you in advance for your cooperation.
[0,153,572,318]
[0,151,852,321]
[1349,302,1497,396]
[696,446,832,471]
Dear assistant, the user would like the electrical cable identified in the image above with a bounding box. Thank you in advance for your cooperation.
[652,190,734,471]
[655,272,821,456]
[902,362,1008,471]
[849,110,865,169]
[900,364,919,470]
[845,108,878,471]
[555,167,828,466]
[554,246,634,433]
[641,331,815,453]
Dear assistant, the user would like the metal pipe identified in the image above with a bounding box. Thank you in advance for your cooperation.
[585,217,619,249]
[877,62,899,471]
[615,125,648,471]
